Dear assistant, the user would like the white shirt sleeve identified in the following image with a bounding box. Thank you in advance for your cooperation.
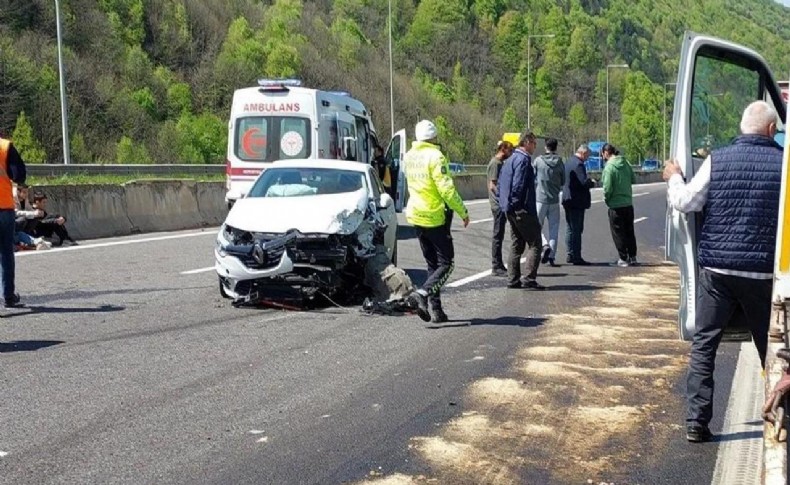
[667,156,712,213]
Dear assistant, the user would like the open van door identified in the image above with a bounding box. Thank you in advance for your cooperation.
[666,32,787,341]
[385,129,408,212]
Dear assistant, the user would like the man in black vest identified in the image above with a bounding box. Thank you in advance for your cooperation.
[664,100,783,443]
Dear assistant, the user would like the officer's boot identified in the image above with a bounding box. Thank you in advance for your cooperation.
[429,294,448,324]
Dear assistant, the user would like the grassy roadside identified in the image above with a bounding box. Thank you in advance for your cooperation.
[26,173,226,186]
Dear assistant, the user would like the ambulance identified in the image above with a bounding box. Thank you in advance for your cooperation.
[224,79,408,211]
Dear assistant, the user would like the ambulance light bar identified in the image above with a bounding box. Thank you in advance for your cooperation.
[257,79,302,90]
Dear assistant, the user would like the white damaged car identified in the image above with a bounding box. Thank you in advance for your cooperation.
[215,159,398,305]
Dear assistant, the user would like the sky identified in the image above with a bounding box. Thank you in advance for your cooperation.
[778,0,790,6]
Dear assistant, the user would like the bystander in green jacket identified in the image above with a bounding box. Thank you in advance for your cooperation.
[601,155,636,209]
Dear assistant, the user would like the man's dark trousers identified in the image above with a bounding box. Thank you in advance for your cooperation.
[686,268,771,427]
[416,210,454,309]
[608,205,637,260]
[564,207,585,262]
[505,210,541,286]
[491,207,507,269]
[0,209,16,300]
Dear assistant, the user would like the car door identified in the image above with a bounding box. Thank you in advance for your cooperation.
[367,167,397,257]
[666,31,787,341]
[385,129,408,212]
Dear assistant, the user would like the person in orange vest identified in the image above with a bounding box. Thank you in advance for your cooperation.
[0,137,28,308]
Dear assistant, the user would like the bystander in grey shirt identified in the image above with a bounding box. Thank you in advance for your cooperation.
[533,153,565,204]
[486,156,503,211]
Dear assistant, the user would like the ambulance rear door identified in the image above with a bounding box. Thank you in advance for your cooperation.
[226,83,315,203]
[385,129,407,212]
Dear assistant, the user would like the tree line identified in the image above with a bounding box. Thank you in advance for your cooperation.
[0,0,788,165]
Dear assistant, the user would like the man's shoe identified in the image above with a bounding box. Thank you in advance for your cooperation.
[616,259,630,268]
[431,309,449,324]
[572,259,591,266]
[4,293,24,308]
[629,256,639,266]
[521,280,546,291]
[548,258,559,267]
[492,267,508,277]
[686,425,713,443]
[407,291,431,322]
[507,281,522,289]
[541,245,551,264]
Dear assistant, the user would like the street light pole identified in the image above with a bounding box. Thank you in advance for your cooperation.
[55,0,71,164]
[388,0,394,137]
[527,33,554,131]
[663,82,676,160]
[606,64,629,143]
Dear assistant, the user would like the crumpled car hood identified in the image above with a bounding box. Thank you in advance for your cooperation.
[225,188,369,234]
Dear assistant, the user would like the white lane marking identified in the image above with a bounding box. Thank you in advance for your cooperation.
[256,436,269,443]
[633,192,649,197]
[470,218,494,225]
[711,342,763,485]
[181,266,216,275]
[0,451,7,458]
[634,217,648,223]
[446,257,527,288]
[248,430,266,435]
[15,230,218,257]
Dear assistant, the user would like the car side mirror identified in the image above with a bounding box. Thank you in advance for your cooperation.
[378,193,393,209]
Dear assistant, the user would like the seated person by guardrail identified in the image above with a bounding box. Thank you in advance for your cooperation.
[24,192,78,247]
[14,185,51,251]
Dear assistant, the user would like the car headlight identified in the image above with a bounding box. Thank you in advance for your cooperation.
[216,224,230,257]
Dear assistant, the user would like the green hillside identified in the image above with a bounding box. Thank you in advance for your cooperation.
[0,0,788,164]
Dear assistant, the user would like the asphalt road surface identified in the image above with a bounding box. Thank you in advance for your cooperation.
[0,182,750,485]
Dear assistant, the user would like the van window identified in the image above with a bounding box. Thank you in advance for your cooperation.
[338,120,357,161]
[235,116,311,162]
[355,117,370,163]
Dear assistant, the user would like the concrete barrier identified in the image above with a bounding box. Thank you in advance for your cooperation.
[124,180,203,234]
[453,174,489,201]
[32,181,227,240]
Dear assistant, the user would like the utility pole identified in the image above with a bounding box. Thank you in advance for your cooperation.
[55,0,71,164]
[388,0,395,137]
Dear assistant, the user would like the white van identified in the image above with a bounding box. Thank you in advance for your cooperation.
[224,79,407,211]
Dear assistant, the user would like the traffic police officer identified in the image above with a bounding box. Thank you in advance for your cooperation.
[0,136,28,308]
[404,120,469,323]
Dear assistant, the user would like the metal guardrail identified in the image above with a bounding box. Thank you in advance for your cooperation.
[26,164,225,177]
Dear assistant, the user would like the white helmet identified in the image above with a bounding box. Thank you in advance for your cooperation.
[415,119,438,141]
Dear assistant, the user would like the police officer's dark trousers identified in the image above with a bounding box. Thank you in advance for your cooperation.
[686,268,771,427]
[416,210,454,310]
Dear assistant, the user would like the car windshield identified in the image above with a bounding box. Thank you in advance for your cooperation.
[247,167,367,198]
